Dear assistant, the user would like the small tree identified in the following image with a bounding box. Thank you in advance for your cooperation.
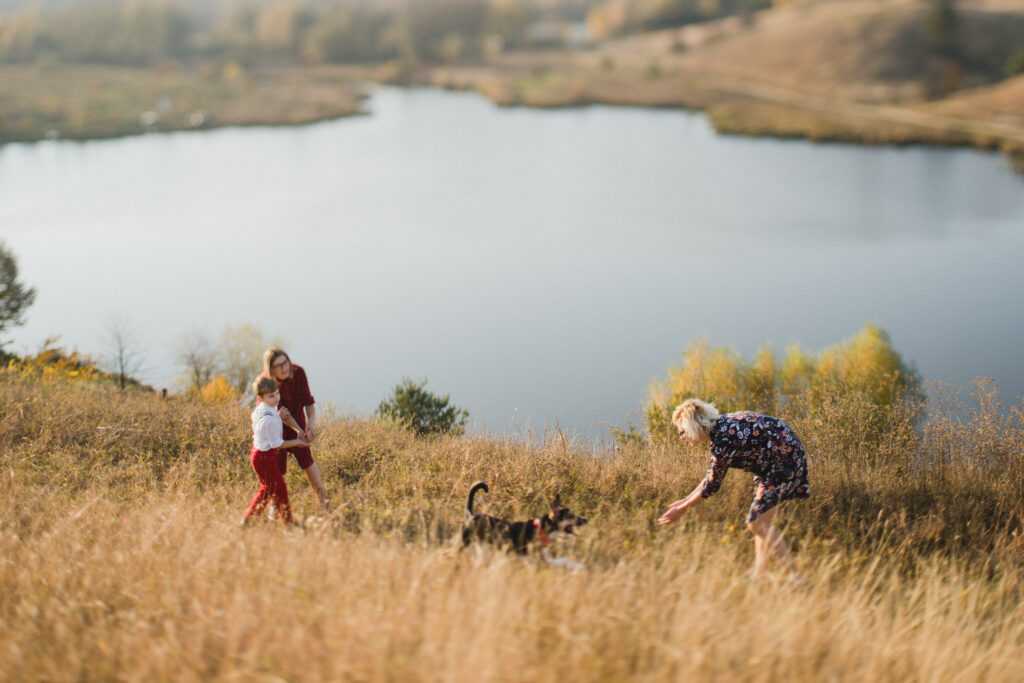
[377,378,469,436]
[1006,48,1024,78]
[217,322,285,395]
[103,316,145,390]
[923,0,958,58]
[173,329,216,393]
[0,240,37,351]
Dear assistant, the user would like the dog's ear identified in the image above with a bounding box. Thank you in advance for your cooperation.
[551,493,562,512]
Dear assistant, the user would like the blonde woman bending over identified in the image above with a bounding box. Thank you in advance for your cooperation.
[658,399,810,578]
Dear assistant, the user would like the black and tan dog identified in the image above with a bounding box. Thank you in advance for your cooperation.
[460,481,587,557]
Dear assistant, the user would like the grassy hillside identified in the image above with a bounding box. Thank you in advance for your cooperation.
[657,0,1024,101]
[928,73,1024,121]
[2,360,1024,679]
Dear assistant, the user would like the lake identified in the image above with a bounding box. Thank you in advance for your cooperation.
[3,85,1023,438]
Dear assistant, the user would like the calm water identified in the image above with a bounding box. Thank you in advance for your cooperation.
[3,86,1023,437]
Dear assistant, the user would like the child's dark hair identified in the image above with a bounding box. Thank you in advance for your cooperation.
[253,375,278,398]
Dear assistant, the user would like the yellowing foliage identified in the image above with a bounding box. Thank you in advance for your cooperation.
[5,337,146,389]
[199,375,239,405]
[647,324,923,449]
[817,323,912,408]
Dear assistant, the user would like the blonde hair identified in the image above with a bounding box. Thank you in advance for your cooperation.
[252,375,278,398]
[263,347,292,380]
[671,398,721,440]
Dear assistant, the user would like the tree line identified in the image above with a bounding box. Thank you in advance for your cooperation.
[0,0,775,68]
[0,0,548,67]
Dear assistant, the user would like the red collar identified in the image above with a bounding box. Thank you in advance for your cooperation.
[534,519,551,548]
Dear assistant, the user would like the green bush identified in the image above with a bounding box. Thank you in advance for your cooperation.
[646,324,923,456]
[0,240,37,347]
[922,0,958,58]
[1006,48,1024,77]
[376,378,469,437]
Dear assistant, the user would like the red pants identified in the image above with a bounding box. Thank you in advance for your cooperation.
[244,447,292,524]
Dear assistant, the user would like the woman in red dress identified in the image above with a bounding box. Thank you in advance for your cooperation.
[263,347,328,509]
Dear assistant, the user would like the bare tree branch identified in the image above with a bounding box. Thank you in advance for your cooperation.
[173,329,216,392]
[103,316,145,390]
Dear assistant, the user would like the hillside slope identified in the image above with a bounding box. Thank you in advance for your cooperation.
[3,366,1024,680]
[924,72,1024,123]
[597,0,1024,102]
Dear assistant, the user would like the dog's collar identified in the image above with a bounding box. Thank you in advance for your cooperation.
[534,519,552,548]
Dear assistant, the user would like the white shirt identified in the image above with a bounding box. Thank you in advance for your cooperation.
[252,402,284,451]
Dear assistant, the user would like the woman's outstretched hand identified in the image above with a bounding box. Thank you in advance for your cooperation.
[658,500,689,526]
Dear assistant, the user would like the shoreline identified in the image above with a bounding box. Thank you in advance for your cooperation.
[381,63,1024,176]
[3,62,1022,176]
[0,110,371,149]
[0,64,369,147]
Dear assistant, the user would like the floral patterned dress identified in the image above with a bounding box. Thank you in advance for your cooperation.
[698,411,810,523]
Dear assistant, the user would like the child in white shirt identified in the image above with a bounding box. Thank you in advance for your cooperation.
[242,376,309,526]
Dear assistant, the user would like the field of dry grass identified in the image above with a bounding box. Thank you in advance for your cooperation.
[2,367,1023,680]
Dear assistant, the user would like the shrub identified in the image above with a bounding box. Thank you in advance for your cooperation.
[1006,48,1024,77]
[646,324,923,455]
[922,0,958,58]
[0,240,36,346]
[376,378,469,436]
[6,337,149,390]
[199,375,238,404]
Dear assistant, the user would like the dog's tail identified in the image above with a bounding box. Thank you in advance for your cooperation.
[466,481,488,518]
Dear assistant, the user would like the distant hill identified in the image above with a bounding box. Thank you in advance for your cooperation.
[599,0,1024,103]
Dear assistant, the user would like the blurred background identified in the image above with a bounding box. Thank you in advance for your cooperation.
[1,0,1023,438]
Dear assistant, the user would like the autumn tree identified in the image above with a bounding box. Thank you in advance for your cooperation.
[217,322,286,395]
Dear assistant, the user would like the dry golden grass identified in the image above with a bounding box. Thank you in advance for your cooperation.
[924,74,1024,135]
[2,370,1023,681]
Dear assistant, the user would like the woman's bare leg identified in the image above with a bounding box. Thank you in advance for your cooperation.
[303,462,329,509]
[747,507,797,577]
[752,534,767,575]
